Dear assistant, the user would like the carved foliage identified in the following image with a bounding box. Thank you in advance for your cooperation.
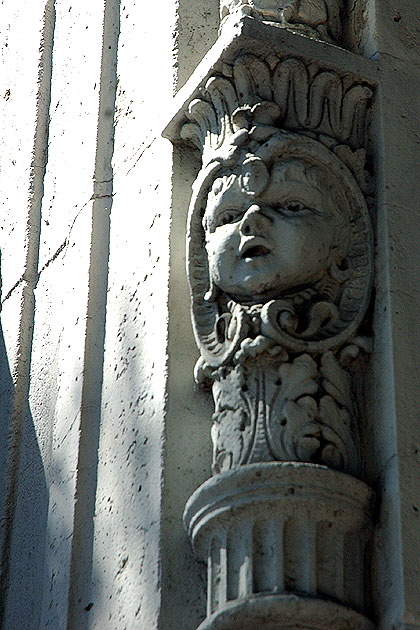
[210,315,364,477]
[182,55,374,174]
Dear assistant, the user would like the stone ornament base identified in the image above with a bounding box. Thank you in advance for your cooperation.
[184,463,373,618]
[196,594,375,630]
[185,464,373,546]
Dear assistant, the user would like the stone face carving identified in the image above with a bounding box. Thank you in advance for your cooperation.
[183,59,373,476]
[192,138,371,474]
[219,0,344,45]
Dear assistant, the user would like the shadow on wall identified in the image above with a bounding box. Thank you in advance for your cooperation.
[86,281,169,628]
[0,322,48,628]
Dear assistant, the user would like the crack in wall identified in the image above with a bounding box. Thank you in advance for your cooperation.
[2,240,67,305]
[1,171,117,306]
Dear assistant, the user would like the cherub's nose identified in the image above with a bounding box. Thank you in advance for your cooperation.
[239,204,271,236]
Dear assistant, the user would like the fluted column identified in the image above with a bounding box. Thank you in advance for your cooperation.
[185,463,374,630]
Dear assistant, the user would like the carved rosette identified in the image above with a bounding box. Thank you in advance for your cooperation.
[165,27,375,630]
[219,0,345,45]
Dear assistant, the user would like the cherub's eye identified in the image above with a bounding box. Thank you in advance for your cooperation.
[285,202,307,212]
[273,201,312,215]
[216,209,242,227]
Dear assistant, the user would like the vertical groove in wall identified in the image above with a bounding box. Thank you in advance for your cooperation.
[0,0,56,623]
[66,0,120,626]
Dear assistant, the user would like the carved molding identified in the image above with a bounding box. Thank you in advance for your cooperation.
[195,596,375,630]
[182,55,374,170]
[219,0,345,45]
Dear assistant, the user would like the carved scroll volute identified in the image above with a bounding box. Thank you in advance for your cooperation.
[184,54,374,479]
[219,0,344,45]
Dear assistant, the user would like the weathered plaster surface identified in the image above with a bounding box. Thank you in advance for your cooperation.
[159,145,213,630]
[0,1,49,301]
[175,0,219,90]
[88,1,176,628]
[0,1,56,627]
[0,0,179,625]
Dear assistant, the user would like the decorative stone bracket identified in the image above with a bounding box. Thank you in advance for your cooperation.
[164,11,377,630]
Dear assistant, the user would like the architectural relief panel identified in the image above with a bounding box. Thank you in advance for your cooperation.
[182,55,373,187]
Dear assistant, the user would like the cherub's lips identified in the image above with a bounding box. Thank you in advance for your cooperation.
[239,238,271,260]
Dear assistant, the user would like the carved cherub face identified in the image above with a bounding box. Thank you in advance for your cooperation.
[203,158,349,303]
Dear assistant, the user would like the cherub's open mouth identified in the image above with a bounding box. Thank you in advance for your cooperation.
[241,245,270,259]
